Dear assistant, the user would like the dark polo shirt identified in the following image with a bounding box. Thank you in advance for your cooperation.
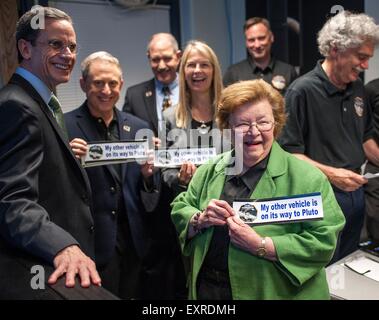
[223,56,298,93]
[279,60,373,170]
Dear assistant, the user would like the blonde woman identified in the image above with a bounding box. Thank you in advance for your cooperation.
[162,40,223,196]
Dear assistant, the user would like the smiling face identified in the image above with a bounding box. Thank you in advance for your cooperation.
[245,22,274,63]
[230,99,275,168]
[19,18,76,91]
[148,37,181,85]
[184,50,214,94]
[80,59,123,119]
[331,41,374,87]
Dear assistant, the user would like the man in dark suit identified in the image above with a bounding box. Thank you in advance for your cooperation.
[223,17,297,94]
[122,33,187,299]
[65,51,158,299]
[122,32,181,137]
[0,6,102,299]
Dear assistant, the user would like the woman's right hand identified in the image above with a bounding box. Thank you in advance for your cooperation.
[69,138,88,159]
[197,199,235,229]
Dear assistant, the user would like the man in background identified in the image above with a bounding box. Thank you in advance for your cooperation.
[223,17,297,93]
[122,32,186,299]
[279,11,379,262]
[123,32,181,136]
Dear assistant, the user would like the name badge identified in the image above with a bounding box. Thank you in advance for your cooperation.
[233,193,323,225]
[154,147,217,168]
[81,140,148,168]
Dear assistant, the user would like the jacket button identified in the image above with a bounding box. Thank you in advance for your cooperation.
[90,225,95,233]
[110,187,116,193]
[111,210,116,216]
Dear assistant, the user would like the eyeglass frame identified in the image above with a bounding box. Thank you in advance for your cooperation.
[232,120,275,133]
[34,39,78,54]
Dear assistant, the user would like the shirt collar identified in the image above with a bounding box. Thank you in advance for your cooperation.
[84,101,118,124]
[155,74,179,92]
[315,60,354,97]
[225,153,269,191]
[15,67,53,105]
[248,56,275,73]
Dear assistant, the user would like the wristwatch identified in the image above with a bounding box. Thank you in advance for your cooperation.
[256,237,267,258]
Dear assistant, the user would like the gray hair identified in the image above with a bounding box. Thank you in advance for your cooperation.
[318,11,379,57]
[16,5,72,63]
[146,33,179,55]
[81,51,122,80]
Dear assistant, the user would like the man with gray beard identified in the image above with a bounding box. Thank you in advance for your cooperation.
[279,11,379,262]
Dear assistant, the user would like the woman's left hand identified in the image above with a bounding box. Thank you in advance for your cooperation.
[227,215,277,260]
[226,215,260,254]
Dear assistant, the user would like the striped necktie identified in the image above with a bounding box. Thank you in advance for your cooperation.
[161,86,172,111]
[48,94,68,138]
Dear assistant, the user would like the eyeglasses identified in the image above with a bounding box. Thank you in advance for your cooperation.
[37,39,78,54]
[233,120,275,133]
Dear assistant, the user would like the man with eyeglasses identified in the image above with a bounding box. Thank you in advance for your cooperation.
[0,6,109,299]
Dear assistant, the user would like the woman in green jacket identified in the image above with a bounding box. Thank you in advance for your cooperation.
[171,79,345,300]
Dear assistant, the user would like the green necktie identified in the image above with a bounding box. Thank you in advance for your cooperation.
[48,94,68,138]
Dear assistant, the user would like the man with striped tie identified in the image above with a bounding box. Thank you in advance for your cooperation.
[0,6,107,299]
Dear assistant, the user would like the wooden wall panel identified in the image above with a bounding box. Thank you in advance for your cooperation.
[0,0,18,86]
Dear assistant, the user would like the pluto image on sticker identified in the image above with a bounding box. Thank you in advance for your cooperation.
[88,145,103,160]
[238,203,258,223]
[157,150,171,165]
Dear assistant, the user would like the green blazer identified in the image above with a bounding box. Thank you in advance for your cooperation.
[171,141,345,300]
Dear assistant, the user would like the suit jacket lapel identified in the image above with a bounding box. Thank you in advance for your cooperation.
[117,109,134,182]
[75,103,122,185]
[143,79,159,134]
[11,74,70,145]
[74,103,102,142]
[10,74,93,194]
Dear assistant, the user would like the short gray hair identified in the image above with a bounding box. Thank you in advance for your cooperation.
[317,11,379,57]
[81,51,122,80]
[146,33,179,55]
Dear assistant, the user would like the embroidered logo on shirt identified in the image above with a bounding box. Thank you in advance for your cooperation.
[354,96,364,117]
[271,75,286,90]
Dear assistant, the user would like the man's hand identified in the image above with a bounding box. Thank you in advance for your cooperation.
[141,149,156,179]
[326,167,368,192]
[69,138,88,159]
[48,245,101,288]
[293,153,368,192]
[152,137,161,149]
